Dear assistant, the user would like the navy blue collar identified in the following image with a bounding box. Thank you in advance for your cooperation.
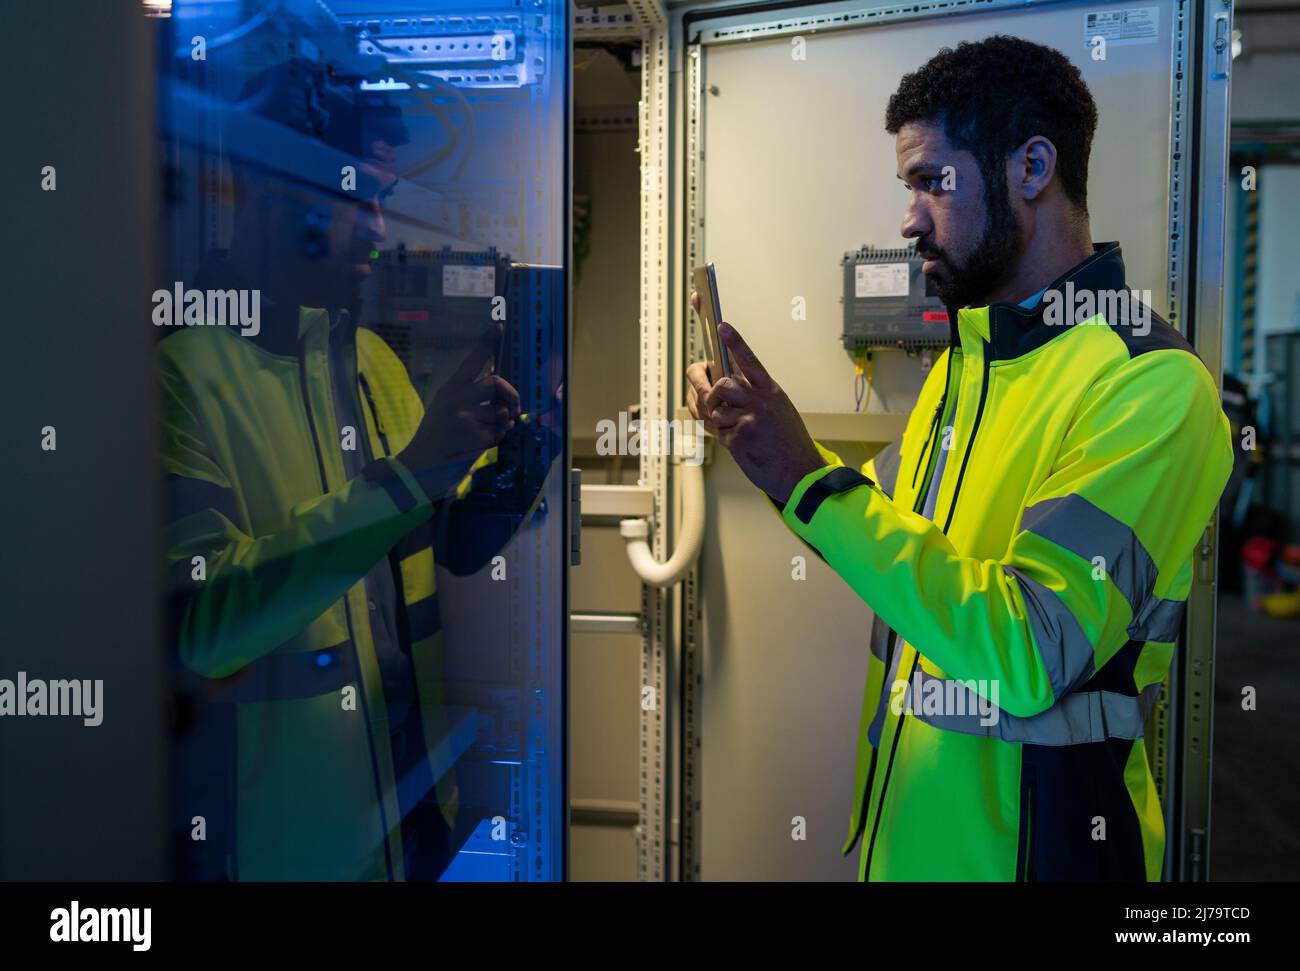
[982,241,1126,362]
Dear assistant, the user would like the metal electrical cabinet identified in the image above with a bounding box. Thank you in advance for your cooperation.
[660,0,1231,881]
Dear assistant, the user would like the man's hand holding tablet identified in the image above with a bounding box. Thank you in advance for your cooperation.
[685,268,827,504]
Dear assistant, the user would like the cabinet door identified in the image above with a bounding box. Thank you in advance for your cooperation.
[157,0,569,882]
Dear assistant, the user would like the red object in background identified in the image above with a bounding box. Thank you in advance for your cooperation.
[1243,536,1284,608]
[1242,536,1277,576]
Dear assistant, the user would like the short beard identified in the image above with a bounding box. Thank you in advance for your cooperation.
[932,166,1022,309]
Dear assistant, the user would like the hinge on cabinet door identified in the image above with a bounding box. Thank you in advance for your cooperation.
[1188,827,1208,881]
[1212,13,1231,81]
[1196,526,1216,584]
[570,468,582,566]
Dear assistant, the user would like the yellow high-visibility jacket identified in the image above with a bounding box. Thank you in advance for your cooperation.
[161,305,553,880]
[772,243,1232,880]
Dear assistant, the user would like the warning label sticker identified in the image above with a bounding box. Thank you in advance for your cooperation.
[855,262,910,299]
[1085,7,1159,47]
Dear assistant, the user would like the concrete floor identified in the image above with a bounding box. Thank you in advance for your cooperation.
[1209,592,1300,880]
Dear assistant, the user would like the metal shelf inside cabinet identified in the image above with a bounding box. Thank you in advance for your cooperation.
[803,411,909,444]
[674,406,907,445]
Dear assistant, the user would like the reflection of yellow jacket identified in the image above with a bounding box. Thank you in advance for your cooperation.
[773,244,1232,881]
[161,307,507,881]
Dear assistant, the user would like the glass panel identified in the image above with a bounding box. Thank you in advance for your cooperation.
[154,0,567,881]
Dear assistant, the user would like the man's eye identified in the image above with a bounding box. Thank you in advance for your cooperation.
[923,176,943,192]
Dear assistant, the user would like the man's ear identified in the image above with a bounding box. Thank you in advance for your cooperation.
[1017,135,1058,202]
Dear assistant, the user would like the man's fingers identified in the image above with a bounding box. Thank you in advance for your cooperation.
[708,400,744,430]
[686,362,714,417]
[704,376,754,414]
[478,374,521,416]
[456,373,519,415]
[468,399,515,424]
[687,382,724,437]
[719,323,774,392]
[690,290,700,315]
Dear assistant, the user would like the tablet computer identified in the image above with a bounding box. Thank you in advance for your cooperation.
[692,262,732,384]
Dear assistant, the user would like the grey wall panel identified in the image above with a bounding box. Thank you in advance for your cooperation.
[572,526,646,614]
[570,631,643,804]
[570,821,640,881]
[693,0,1182,880]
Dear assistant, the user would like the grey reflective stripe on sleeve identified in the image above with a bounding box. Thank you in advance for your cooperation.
[868,614,892,662]
[870,439,902,499]
[867,634,906,748]
[1021,494,1187,643]
[900,668,1162,745]
[1129,597,1185,644]
[1003,566,1096,698]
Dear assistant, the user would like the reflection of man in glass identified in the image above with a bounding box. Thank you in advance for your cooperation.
[162,61,554,880]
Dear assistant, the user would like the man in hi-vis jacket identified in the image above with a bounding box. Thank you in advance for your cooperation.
[687,36,1232,881]
[163,63,556,881]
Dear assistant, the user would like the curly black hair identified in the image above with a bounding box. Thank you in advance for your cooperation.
[885,35,1098,214]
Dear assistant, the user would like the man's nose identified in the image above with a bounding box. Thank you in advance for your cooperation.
[900,197,929,241]
[356,201,385,244]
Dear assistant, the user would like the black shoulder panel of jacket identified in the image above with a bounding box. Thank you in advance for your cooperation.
[1105,298,1198,360]
[986,242,1203,368]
